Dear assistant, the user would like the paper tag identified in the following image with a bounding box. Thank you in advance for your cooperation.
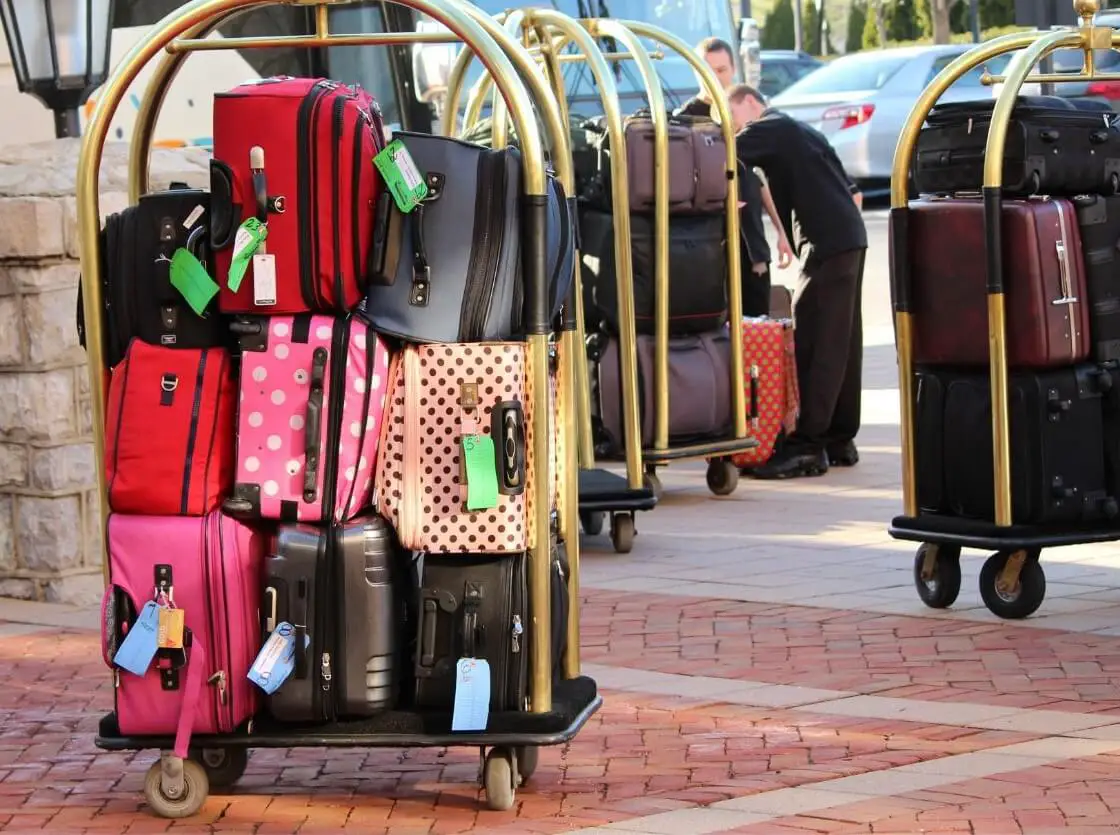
[157,607,185,649]
[451,657,491,732]
[374,139,429,213]
[169,248,219,316]
[182,204,205,230]
[461,434,500,511]
[252,253,277,306]
[227,217,268,292]
[247,622,307,695]
[113,601,161,676]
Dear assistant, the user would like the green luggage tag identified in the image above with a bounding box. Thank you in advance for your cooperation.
[461,433,500,511]
[374,139,429,213]
[227,217,268,293]
[169,248,219,316]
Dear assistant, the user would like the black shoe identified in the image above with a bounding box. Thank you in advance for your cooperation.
[747,447,829,480]
[827,440,859,467]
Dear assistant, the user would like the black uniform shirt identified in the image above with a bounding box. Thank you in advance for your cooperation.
[735,109,867,260]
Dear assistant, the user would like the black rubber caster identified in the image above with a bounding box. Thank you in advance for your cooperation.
[979,549,1046,620]
[483,746,516,811]
[610,513,635,553]
[516,745,539,785]
[192,747,248,788]
[706,459,739,496]
[579,510,604,536]
[644,468,663,501]
[913,543,962,609]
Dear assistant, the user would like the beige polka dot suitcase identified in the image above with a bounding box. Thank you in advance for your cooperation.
[224,313,391,524]
[375,342,543,554]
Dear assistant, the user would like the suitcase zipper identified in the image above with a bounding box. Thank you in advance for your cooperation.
[179,350,209,515]
[320,318,350,523]
[459,151,507,341]
[212,515,235,728]
[199,514,221,729]
[351,109,368,298]
[400,347,423,547]
[1050,199,1081,359]
[332,95,347,312]
[338,326,377,518]
[297,81,333,309]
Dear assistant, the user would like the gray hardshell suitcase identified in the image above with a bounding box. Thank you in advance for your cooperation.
[263,514,401,722]
[357,132,574,344]
[597,329,732,452]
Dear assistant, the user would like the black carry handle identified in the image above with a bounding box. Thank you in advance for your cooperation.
[303,347,328,503]
[294,578,309,680]
[749,365,760,424]
[409,203,431,307]
[208,159,239,249]
[419,597,439,669]
[491,401,526,495]
[461,581,483,659]
[368,191,396,284]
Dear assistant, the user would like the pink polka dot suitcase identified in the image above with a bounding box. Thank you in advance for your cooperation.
[374,342,544,554]
[224,314,390,524]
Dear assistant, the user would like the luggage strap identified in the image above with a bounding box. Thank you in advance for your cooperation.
[409,204,431,307]
[173,640,206,759]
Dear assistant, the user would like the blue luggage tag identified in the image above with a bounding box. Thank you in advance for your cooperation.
[451,657,491,732]
[248,622,308,695]
[112,601,161,676]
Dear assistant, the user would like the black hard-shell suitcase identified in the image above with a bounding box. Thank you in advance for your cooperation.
[579,208,728,336]
[914,365,1118,524]
[414,547,570,711]
[1073,195,1120,362]
[76,184,226,368]
[263,514,403,722]
[914,96,1120,197]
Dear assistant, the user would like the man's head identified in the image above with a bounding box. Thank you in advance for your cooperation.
[696,37,736,93]
[727,84,767,131]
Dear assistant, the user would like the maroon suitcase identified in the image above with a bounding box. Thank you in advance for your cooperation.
[907,196,1091,368]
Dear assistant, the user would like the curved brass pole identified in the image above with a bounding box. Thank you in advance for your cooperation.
[887,29,1040,519]
[529,9,644,492]
[486,9,525,150]
[129,6,261,202]
[983,28,1081,528]
[616,20,747,442]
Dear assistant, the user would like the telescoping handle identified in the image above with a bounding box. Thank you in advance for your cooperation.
[303,347,328,502]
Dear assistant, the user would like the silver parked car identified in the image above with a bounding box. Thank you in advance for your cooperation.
[769,44,1003,193]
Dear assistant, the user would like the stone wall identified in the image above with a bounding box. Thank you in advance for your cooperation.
[0,140,210,606]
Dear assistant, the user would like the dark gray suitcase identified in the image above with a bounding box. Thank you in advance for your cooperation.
[1073,195,1120,362]
[597,330,732,453]
[356,132,574,344]
[263,514,402,722]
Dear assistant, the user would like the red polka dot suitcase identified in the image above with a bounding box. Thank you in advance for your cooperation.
[224,313,390,524]
[729,317,799,469]
[374,342,543,554]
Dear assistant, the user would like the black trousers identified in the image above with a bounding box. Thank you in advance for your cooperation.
[742,263,771,318]
[788,247,866,450]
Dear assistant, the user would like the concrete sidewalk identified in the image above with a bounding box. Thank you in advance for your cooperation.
[2,347,1120,833]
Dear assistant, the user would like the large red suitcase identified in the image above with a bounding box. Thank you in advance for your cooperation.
[907,196,1091,368]
[106,340,236,516]
[211,77,386,315]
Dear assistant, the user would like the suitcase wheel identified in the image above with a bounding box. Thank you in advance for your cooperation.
[144,754,208,819]
[483,746,517,811]
[912,543,962,610]
[979,549,1046,620]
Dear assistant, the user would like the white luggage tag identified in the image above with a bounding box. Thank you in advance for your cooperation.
[451,657,491,732]
[247,622,308,695]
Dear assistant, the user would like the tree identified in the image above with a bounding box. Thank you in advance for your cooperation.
[848,1,868,52]
[803,0,821,54]
[887,0,925,41]
[929,0,953,42]
[762,0,797,49]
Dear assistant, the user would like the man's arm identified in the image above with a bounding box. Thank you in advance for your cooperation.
[758,175,794,268]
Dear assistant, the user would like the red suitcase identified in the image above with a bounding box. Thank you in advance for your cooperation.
[906,196,1091,368]
[106,340,236,516]
[726,318,799,469]
[210,77,386,315]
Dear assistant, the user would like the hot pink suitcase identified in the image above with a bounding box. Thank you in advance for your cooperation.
[225,314,390,523]
[102,512,265,756]
[375,342,544,553]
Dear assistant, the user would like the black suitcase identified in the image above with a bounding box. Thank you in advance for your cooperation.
[579,208,728,336]
[1073,195,1120,362]
[915,365,1117,524]
[263,515,404,722]
[914,96,1120,197]
[414,547,570,711]
[77,184,226,368]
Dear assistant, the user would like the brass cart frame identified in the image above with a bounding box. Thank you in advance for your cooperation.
[451,16,759,505]
[888,0,1120,620]
[80,0,599,817]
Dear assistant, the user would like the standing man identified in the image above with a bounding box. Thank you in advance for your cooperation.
[675,38,793,317]
[726,83,867,479]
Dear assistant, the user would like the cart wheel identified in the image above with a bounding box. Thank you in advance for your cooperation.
[579,510,604,536]
[644,469,663,501]
[912,543,962,609]
[483,747,517,811]
[980,550,1046,620]
[1110,171,1120,195]
[144,757,209,819]
[516,745,539,785]
[611,513,635,553]
[706,459,739,496]
[192,746,248,788]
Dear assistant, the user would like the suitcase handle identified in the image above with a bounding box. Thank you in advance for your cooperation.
[419,598,438,669]
[1052,240,1080,306]
[491,402,526,496]
[303,348,328,503]
[749,364,760,426]
[294,578,309,680]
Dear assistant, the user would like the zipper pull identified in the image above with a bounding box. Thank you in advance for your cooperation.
[322,652,333,690]
[511,615,523,654]
[554,559,566,582]
[207,671,228,705]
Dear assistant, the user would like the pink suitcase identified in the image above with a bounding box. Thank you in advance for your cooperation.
[375,343,544,553]
[102,512,265,756]
[226,314,390,523]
